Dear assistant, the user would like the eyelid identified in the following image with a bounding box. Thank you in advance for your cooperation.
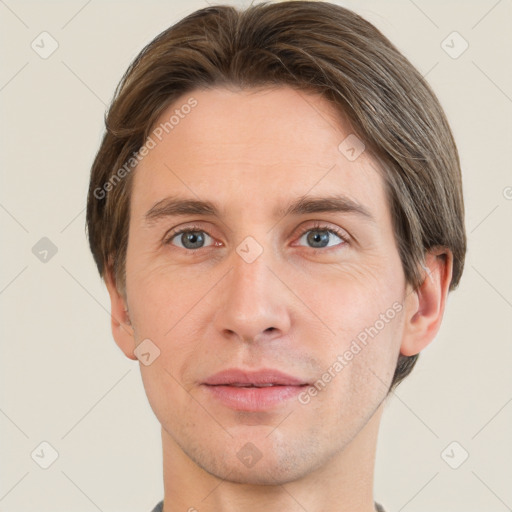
[163,223,213,246]
[294,221,351,244]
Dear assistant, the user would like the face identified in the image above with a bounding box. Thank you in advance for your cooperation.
[120,86,413,484]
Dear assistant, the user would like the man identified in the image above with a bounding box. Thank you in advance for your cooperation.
[86,2,466,511]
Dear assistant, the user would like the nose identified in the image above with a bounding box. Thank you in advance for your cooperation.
[213,248,291,344]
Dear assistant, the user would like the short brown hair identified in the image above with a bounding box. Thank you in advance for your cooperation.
[86,1,466,393]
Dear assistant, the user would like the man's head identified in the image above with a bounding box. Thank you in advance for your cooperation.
[86,0,465,485]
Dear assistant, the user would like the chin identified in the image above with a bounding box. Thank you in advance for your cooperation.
[190,437,325,486]
[205,460,310,486]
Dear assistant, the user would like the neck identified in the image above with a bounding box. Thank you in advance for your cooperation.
[160,403,384,512]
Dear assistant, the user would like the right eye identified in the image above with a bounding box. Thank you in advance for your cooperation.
[164,226,215,251]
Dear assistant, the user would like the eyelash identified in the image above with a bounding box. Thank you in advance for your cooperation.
[164,222,350,252]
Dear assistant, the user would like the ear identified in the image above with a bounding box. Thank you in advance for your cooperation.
[400,248,453,356]
[104,267,137,361]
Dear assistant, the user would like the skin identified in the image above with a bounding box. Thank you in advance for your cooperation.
[105,86,453,512]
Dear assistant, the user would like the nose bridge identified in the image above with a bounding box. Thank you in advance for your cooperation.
[229,228,275,297]
[231,246,271,301]
[213,238,291,342]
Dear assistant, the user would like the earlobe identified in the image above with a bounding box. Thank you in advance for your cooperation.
[400,249,453,356]
[104,268,138,361]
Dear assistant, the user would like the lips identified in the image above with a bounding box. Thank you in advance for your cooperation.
[203,368,308,387]
[202,368,309,411]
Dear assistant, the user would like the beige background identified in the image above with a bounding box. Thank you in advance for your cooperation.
[1,0,511,511]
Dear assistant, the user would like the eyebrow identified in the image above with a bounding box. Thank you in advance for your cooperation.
[144,194,375,225]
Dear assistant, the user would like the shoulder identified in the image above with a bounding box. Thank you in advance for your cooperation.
[150,500,164,512]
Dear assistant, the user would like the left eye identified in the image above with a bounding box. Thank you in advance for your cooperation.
[296,226,347,250]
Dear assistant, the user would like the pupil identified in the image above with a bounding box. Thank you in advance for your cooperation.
[184,232,203,248]
[308,230,329,248]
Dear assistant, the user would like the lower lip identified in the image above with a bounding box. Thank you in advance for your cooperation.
[203,384,306,411]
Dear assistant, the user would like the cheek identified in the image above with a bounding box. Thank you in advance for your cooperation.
[125,248,196,334]
[291,258,405,396]
[292,259,402,340]
[125,261,216,383]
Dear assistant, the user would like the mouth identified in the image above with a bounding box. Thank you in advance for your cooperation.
[202,368,309,411]
[217,383,288,387]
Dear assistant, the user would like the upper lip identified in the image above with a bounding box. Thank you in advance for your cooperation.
[203,368,308,387]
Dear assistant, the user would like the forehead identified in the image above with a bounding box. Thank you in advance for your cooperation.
[132,86,387,221]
